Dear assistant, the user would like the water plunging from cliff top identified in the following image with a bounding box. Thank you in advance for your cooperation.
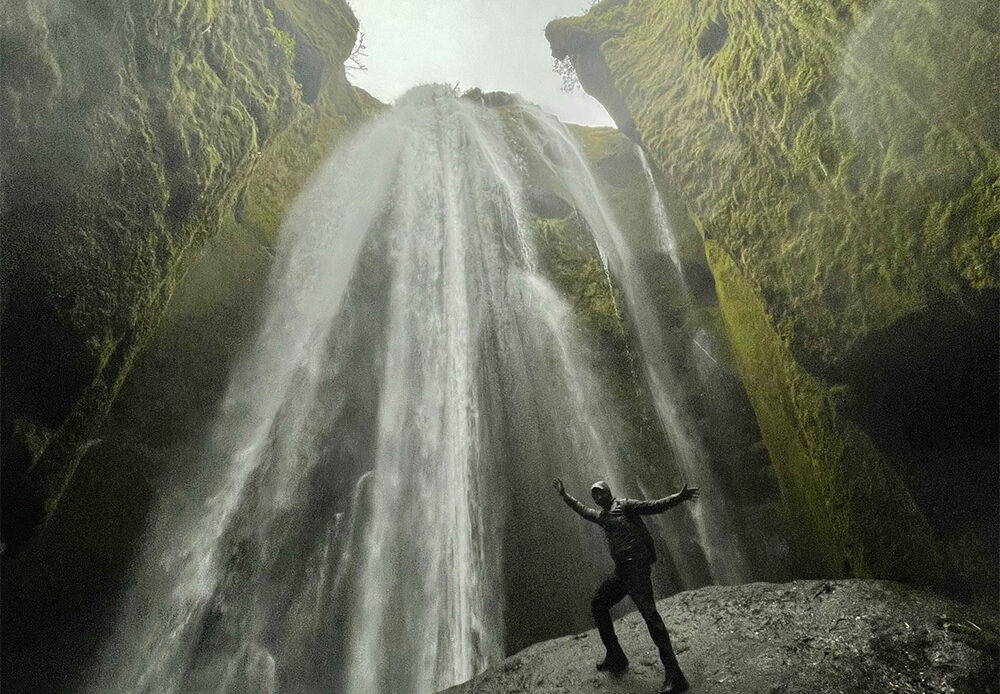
[636,146,685,284]
[507,104,751,586]
[87,86,640,694]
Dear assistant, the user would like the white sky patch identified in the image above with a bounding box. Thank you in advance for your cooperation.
[347,0,615,126]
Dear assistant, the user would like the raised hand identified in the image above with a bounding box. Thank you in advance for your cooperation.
[552,477,565,496]
[679,483,700,502]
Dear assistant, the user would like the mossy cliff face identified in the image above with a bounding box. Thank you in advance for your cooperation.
[0,0,379,555]
[548,0,998,599]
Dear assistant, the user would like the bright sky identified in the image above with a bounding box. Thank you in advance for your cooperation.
[346,0,615,126]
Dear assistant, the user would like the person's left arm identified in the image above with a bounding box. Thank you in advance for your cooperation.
[621,483,700,515]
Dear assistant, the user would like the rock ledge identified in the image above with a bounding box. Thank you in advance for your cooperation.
[445,580,997,694]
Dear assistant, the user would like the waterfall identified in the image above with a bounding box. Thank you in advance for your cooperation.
[84,84,795,694]
[636,146,685,283]
[506,104,752,586]
[86,86,648,694]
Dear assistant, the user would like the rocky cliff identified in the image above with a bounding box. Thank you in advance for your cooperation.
[445,580,998,694]
[547,0,998,601]
[0,0,380,555]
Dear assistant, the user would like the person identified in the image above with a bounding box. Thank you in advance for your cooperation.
[552,477,699,694]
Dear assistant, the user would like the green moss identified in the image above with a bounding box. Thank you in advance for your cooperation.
[566,124,618,161]
[0,0,380,553]
[548,0,997,597]
[277,0,360,65]
[547,0,630,58]
[237,81,383,242]
[98,0,385,446]
[706,241,950,588]
[530,212,677,482]
[550,0,998,370]
[532,215,624,335]
[12,419,53,470]
[264,8,296,63]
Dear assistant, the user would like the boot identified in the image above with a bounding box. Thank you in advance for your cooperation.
[657,670,689,693]
[595,651,629,672]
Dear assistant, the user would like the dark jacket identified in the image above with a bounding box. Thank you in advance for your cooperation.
[562,494,677,565]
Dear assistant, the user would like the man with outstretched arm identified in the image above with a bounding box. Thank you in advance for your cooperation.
[553,477,699,694]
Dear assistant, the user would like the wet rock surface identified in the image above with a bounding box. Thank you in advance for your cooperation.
[445,580,998,694]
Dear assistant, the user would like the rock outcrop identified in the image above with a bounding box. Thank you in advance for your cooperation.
[0,0,380,555]
[446,580,998,694]
[547,0,998,601]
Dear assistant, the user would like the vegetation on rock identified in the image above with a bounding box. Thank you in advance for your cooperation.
[0,0,380,555]
[547,0,998,601]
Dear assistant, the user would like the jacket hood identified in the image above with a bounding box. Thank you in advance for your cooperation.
[590,480,612,494]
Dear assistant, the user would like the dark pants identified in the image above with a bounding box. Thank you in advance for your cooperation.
[591,561,683,677]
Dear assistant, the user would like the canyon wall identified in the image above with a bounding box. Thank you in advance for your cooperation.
[548,0,998,601]
[1,0,381,555]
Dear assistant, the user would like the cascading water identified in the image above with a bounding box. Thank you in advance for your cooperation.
[506,104,759,586]
[85,86,653,694]
[84,84,797,694]
[636,146,684,280]
[630,136,793,581]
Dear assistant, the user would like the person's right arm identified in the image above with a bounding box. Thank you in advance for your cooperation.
[552,478,601,522]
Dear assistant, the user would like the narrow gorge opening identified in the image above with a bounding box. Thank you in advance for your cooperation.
[2,1,996,693]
